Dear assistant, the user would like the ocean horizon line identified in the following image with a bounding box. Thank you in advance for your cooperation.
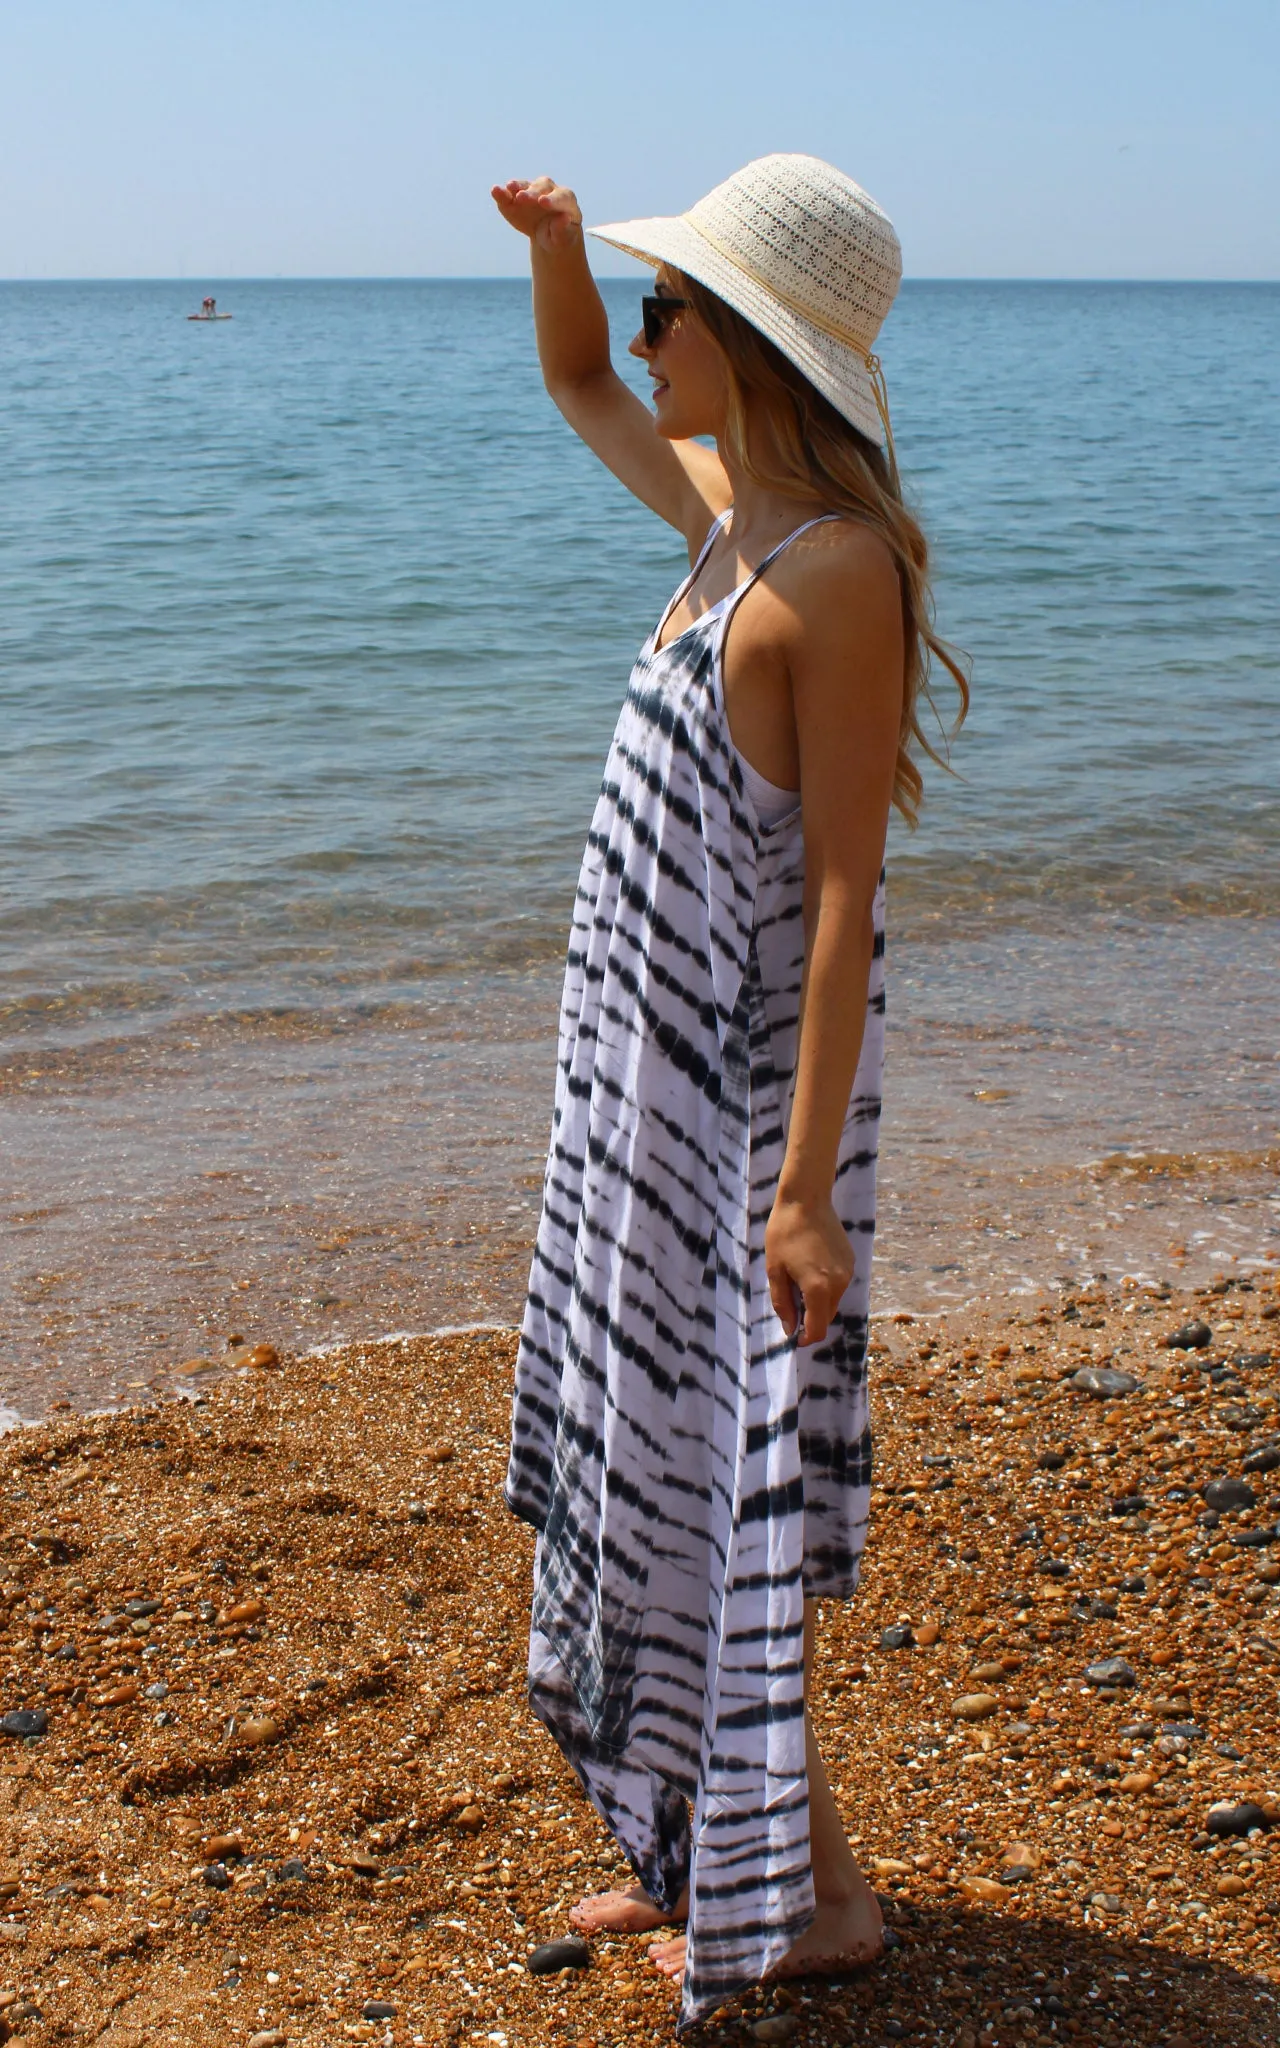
[3,272,1278,288]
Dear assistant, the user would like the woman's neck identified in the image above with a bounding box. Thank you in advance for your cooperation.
[717,445,827,555]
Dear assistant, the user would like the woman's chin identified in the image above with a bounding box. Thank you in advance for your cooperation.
[654,403,696,442]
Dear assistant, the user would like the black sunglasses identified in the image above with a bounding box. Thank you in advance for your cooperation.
[642,294,688,347]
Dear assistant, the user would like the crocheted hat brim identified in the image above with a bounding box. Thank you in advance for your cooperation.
[588,210,884,446]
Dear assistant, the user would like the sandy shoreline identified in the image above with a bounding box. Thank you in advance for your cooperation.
[1,1279,1278,2046]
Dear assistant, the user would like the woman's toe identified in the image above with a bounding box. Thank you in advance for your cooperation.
[646,1934,687,1982]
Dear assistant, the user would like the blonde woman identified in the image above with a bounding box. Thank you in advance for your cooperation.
[492,155,965,2032]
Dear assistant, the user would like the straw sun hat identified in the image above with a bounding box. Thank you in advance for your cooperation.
[589,153,902,448]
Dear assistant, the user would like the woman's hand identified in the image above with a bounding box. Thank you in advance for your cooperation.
[491,176,583,252]
[765,1192,855,1347]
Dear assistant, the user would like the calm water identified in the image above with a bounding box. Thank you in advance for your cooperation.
[2,280,1278,1412]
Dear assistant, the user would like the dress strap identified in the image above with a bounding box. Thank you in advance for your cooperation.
[653,508,733,644]
[692,506,733,576]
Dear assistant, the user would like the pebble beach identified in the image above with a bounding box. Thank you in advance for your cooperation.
[1,1274,1278,2046]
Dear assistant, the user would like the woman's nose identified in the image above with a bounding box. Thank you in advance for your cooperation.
[628,329,652,361]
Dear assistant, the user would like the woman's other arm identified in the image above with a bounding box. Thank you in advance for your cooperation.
[765,528,903,1347]
[490,177,727,547]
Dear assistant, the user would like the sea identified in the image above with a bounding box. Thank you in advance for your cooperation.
[2,278,1278,1418]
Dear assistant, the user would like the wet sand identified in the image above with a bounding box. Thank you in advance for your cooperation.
[3,975,1277,1423]
[1,1276,1278,2045]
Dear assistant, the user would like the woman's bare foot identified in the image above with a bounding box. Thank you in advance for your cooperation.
[647,1931,688,1981]
[765,1873,883,1979]
[647,1604,887,1992]
[569,1882,688,1934]
[645,1874,882,1989]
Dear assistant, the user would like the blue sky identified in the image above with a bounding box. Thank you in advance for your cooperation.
[2,0,1276,279]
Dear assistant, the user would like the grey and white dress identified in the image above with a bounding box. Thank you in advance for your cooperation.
[505,510,885,2031]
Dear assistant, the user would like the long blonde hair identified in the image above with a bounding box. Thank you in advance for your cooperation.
[672,269,969,823]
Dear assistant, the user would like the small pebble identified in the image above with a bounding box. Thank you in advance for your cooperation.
[1202,1476,1257,1512]
[1242,1444,1280,1474]
[1084,1657,1136,1688]
[1206,1801,1272,1837]
[879,1625,914,1650]
[950,1693,999,1721]
[1164,1320,1213,1349]
[247,2032,287,2048]
[202,1862,232,1889]
[1001,1840,1042,1869]
[958,1876,1010,1903]
[97,1681,139,1707]
[361,2000,396,2020]
[1071,1367,1139,1398]
[752,2019,800,2043]
[0,1710,47,1740]
[1146,1685,1190,1714]
[223,1598,266,1625]
[527,1936,590,1975]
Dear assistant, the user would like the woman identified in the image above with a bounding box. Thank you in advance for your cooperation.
[492,154,966,2032]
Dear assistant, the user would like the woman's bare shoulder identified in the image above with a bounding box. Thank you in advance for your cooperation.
[776,514,900,632]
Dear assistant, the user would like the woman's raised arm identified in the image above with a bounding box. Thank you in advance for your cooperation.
[491,177,727,548]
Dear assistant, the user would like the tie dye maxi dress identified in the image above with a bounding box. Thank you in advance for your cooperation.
[505,510,886,2032]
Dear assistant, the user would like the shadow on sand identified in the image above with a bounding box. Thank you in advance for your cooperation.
[685,1898,1277,2046]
